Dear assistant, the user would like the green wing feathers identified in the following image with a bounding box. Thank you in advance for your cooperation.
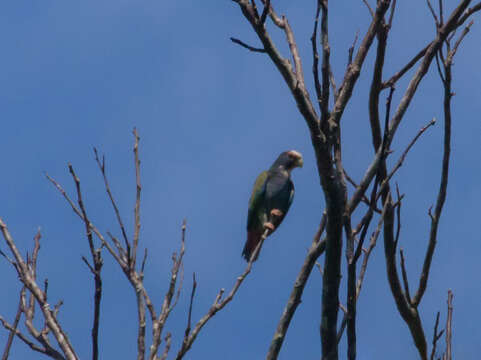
[247,171,268,230]
[243,171,268,261]
[248,171,268,209]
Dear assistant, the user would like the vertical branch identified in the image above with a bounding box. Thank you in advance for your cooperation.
[149,221,186,360]
[267,235,326,360]
[345,220,356,360]
[132,128,142,268]
[68,165,103,360]
[444,290,453,360]
[327,0,391,130]
[135,283,146,360]
[94,148,131,261]
[260,0,270,24]
[266,213,325,359]
[430,312,444,360]
[412,20,458,307]
[311,0,323,113]
[184,273,197,339]
[90,253,102,360]
[319,0,331,129]
[368,17,389,152]
[1,290,23,360]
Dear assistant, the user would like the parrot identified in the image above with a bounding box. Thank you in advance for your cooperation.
[242,150,303,262]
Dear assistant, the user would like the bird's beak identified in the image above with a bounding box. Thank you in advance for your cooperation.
[287,150,304,168]
[297,156,304,168]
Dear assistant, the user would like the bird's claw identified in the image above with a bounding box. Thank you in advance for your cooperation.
[270,209,283,217]
[264,222,275,231]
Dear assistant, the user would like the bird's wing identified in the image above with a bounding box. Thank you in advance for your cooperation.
[287,179,295,210]
[247,170,269,230]
[243,171,269,261]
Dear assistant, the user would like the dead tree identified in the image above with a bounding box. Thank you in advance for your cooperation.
[230,0,479,359]
[1,1,480,359]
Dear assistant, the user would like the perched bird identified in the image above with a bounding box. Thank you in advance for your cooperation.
[242,150,303,262]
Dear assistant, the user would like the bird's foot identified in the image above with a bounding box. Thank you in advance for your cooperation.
[270,209,283,217]
[264,222,275,231]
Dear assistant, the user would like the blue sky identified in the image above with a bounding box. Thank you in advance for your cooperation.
[0,1,480,359]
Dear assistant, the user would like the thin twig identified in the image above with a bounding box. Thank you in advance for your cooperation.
[347,31,359,68]
[319,0,331,128]
[377,118,436,201]
[362,0,374,18]
[450,20,473,59]
[382,43,430,89]
[94,147,131,261]
[444,290,453,360]
[427,0,440,27]
[230,37,266,53]
[438,0,444,26]
[412,22,456,305]
[260,0,270,24]
[177,228,269,359]
[149,221,187,360]
[456,2,481,27]
[132,128,142,269]
[185,273,197,338]
[0,221,77,360]
[399,248,412,304]
[311,0,323,113]
[430,312,444,360]
[267,223,327,360]
[388,0,397,28]
[1,290,23,360]
[159,333,172,360]
[337,197,389,344]
[68,165,103,360]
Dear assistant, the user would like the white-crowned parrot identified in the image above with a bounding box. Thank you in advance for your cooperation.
[242,150,303,261]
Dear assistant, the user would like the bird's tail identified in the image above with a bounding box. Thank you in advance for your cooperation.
[242,231,262,262]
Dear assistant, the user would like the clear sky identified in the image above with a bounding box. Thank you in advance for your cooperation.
[0,1,480,359]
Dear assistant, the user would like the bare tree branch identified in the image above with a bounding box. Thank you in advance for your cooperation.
[185,273,197,339]
[260,0,270,24]
[337,196,389,345]
[444,290,453,360]
[412,22,460,306]
[0,224,77,359]
[94,147,131,261]
[132,128,142,269]
[230,37,266,53]
[386,0,471,147]
[149,220,186,360]
[457,2,481,26]
[68,164,103,360]
[176,228,268,359]
[376,118,437,201]
[319,0,331,128]
[1,290,23,360]
[267,221,327,360]
[311,0,323,113]
[427,0,440,28]
[0,315,64,360]
[399,248,411,304]
[362,0,374,18]
[159,333,172,360]
[430,312,444,360]
[382,43,430,89]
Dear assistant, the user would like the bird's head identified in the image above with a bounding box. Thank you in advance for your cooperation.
[271,150,304,172]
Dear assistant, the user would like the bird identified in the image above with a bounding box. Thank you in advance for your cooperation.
[242,150,303,262]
